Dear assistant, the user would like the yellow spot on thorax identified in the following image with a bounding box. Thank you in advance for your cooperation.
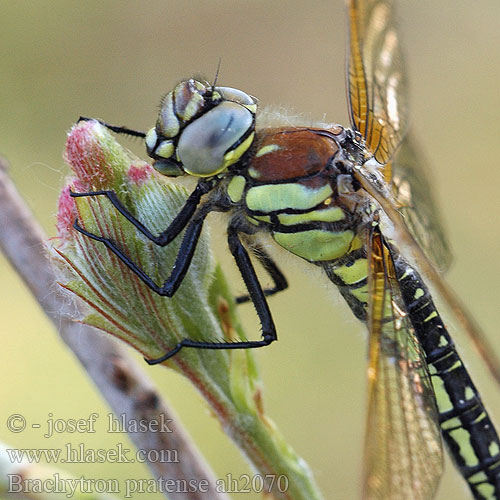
[155,140,174,159]
[227,175,246,203]
[255,144,281,157]
[248,167,261,179]
[350,284,369,303]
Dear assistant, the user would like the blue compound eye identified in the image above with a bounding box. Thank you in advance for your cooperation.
[214,86,257,111]
[177,101,254,177]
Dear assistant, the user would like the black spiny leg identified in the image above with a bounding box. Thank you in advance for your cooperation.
[78,116,146,139]
[146,223,278,364]
[236,243,288,303]
[70,180,215,246]
[73,202,214,297]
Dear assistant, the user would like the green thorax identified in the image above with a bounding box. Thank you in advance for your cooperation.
[227,126,371,318]
[227,127,367,260]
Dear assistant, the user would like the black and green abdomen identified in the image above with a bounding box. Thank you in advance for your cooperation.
[393,256,500,499]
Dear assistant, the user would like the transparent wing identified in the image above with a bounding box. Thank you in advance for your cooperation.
[362,222,443,500]
[391,134,452,271]
[347,0,408,165]
[347,0,451,269]
[355,166,500,386]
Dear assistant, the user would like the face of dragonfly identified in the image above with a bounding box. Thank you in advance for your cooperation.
[145,79,258,178]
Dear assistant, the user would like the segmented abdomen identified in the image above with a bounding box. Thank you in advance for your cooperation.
[324,247,500,499]
[393,256,500,500]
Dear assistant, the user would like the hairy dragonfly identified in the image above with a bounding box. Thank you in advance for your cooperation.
[71,1,500,498]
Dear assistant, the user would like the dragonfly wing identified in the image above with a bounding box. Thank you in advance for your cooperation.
[362,222,443,500]
[391,134,452,271]
[347,0,408,165]
[355,165,500,386]
[348,0,451,270]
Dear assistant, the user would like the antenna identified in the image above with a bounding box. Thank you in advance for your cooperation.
[213,58,222,88]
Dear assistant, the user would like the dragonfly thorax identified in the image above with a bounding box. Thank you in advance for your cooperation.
[226,126,368,264]
[145,79,258,178]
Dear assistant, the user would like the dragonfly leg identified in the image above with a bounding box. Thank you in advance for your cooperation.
[236,243,288,303]
[78,116,146,139]
[72,202,213,297]
[146,223,278,364]
[70,179,216,246]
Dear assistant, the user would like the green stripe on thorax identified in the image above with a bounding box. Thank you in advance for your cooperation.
[227,175,246,203]
[277,205,346,225]
[271,231,363,263]
[245,181,333,212]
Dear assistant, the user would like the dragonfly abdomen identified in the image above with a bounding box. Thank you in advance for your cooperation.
[322,248,370,321]
[393,256,500,499]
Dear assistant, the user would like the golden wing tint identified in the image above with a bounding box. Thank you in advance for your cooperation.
[391,134,452,271]
[354,165,500,386]
[347,0,407,165]
[362,223,443,500]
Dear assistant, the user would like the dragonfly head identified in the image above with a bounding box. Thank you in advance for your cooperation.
[145,79,257,178]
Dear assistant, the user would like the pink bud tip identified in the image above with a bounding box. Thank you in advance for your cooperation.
[127,162,153,185]
[64,121,113,189]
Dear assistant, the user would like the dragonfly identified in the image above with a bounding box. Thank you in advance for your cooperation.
[70,0,500,498]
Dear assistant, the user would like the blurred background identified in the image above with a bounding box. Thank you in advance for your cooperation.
[1,1,500,499]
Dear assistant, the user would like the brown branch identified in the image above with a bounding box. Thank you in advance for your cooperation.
[0,157,229,500]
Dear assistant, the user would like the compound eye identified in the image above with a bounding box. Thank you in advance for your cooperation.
[145,127,158,155]
[177,101,254,177]
[153,159,184,177]
[215,86,257,111]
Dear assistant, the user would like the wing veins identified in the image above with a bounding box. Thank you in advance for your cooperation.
[362,221,443,499]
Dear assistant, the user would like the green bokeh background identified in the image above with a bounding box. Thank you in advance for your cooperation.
[1,1,500,499]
